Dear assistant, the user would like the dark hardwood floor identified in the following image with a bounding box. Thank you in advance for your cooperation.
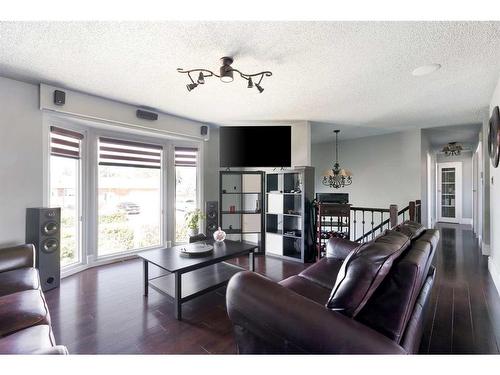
[45,223,500,354]
[44,254,308,354]
[419,223,500,354]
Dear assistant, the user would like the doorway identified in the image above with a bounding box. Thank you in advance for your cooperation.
[437,162,463,223]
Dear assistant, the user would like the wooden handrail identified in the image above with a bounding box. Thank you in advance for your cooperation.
[353,200,421,243]
[350,206,390,212]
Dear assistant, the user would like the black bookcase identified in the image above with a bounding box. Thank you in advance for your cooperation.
[219,171,265,252]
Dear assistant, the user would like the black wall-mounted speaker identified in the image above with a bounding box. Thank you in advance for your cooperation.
[205,201,218,238]
[54,90,65,106]
[201,125,208,136]
[136,109,158,121]
[26,208,61,292]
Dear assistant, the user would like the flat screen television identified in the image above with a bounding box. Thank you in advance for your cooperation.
[219,126,291,167]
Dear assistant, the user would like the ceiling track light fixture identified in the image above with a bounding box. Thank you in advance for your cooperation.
[177,57,272,93]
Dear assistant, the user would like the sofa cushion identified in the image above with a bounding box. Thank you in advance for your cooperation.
[0,289,51,337]
[326,238,359,260]
[394,221,425,240]
[0,324,55,354]
[326,230,410,317]
[356,237,434,343]
[0,267,40,297]
[279,275,331,305]
[298,257,344,290]
[416,229,440,250]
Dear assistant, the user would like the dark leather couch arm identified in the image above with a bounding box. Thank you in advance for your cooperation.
[326,237,359,259]
[226,271,407,354]
[30,346,69,355]
[0,244,35,273]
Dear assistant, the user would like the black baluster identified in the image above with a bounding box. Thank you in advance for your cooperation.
[353,210,357,240]
[371,211,374,240]
[362,211,365,243]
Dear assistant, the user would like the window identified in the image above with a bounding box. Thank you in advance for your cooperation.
[97,137,163,256]
[49,126,83,267]
[174,147,199,242]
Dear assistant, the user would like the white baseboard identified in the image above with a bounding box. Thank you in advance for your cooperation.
[482,241,491,256]
[488,257,500,297]
[460,218,473,225]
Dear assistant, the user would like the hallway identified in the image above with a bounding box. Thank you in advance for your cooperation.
[420,223,500,353]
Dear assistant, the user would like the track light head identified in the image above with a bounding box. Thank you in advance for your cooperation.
[220,56,234,83]
[220,67,234,83]
[186,83,198,92]
[197,72,205,85]
[247,77,253,88]
[255,83,264,93]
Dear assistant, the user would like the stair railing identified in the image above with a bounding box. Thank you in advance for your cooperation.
[352,200,421,243]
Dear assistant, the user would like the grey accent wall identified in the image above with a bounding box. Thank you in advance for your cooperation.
[436,151,473,219]
[0,76,44,246]
[312,129,421,210]
[203,126,220,203]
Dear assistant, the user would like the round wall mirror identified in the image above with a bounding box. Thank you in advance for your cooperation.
[489,106,500,168]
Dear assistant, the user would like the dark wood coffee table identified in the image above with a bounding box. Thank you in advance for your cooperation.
[138,239,257,320]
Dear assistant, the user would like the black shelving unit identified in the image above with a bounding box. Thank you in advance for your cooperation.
[219,171,265,252]
[264,167,315,263]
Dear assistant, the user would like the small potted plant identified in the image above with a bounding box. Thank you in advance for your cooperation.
[185,209,206,237]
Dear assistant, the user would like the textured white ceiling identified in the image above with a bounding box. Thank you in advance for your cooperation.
[1,21,500,132]
[423,123,482,152]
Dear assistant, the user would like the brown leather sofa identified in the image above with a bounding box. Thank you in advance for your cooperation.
[226,221,439,354]
[0,244,67,354]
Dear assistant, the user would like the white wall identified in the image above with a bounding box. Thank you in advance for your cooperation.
[203,126,220,203]
[420,130,436,227]
[0,76,44,246]
[0,76,211,249]
[312,129,421,210]
[481,117,491,254]
[436,151,474,220]
[489,77,500,295]
[40,84,208,141]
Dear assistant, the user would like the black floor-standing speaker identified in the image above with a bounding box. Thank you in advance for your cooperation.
[205,201,218,238]
[26,207,61,292]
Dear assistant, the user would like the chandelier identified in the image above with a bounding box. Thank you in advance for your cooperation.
[442,142,463,156]
[322,130,353,189]
[177,57,272,93]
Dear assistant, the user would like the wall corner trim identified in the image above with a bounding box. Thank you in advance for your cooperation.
[460,218,473,226]
[488,257,500,297]
[482,242,491,256]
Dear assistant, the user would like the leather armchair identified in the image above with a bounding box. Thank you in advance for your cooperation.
[0,244,35,273]
[0,244,67,354]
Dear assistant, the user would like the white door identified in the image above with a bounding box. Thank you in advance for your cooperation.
[437,162,462,223]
